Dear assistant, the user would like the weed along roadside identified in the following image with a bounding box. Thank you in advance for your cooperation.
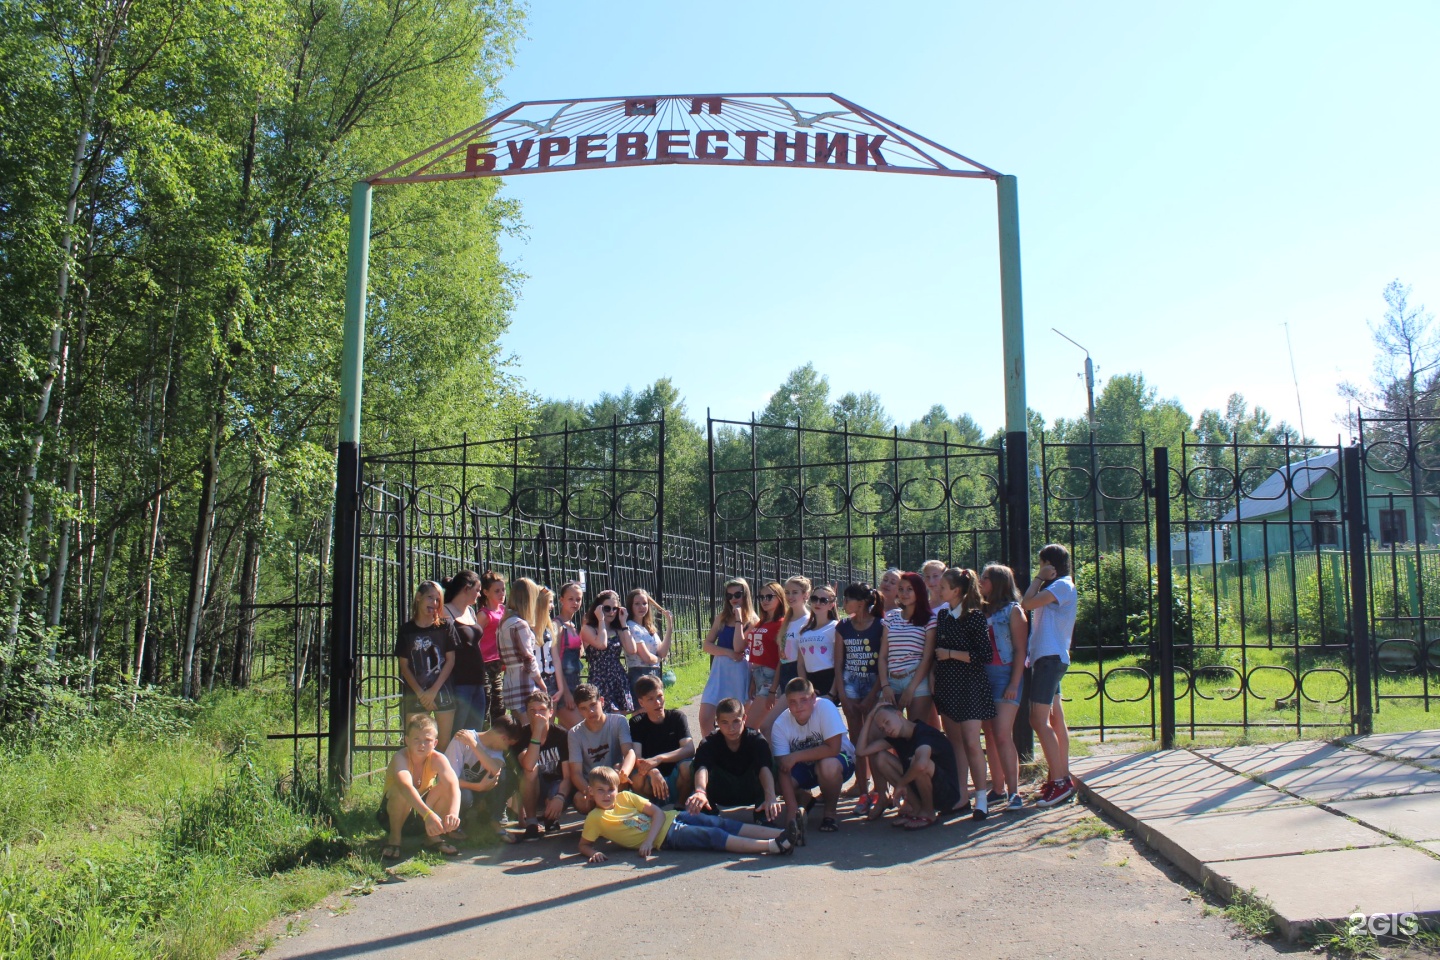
[0,688,391,960]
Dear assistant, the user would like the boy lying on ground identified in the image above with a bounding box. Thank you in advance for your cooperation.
[576,766,794,862]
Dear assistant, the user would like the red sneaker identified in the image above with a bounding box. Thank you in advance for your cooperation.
[1037,777,1075,808]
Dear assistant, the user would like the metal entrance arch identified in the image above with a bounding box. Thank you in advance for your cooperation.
[329,93,1031,787]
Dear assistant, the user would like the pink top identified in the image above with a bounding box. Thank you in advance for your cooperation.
[480,604,505,662]
[558,622,583,651]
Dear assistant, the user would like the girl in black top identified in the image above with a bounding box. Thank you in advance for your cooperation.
[838,583,887,813]
[443,570,489,734]
[396,581,459,749]
[933,567,995,819]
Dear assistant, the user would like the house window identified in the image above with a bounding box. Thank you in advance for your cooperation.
[1312,509,1339,547]
[1379,509,1407,547]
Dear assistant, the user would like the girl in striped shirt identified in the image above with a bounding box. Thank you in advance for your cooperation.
[878,571,937,722]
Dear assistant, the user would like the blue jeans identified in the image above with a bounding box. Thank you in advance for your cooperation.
[662,811,745,851]
[562,648,583,694]
[452,683,488,733]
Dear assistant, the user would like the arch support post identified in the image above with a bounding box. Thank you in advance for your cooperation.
[329,181,371,791]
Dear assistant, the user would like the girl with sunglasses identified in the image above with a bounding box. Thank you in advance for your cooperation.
[796,584,841,703]
[744,582,788,729]
[757,575,815,736]
[581,591,636,714]
[699,578,758,735]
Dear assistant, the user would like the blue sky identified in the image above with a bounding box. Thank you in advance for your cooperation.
[492,1,1439,441]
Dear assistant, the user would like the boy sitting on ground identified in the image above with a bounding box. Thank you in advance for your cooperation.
[446,716,529,842]
[771,677,856,838]
[576,766,793,862]
[628,674,695,806]
[855,703,961,829]
[686,696,783,825]
[513,690,573,836]
[379,714,462,860]
[565,683,639,814]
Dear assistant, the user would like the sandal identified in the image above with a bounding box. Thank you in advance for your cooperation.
[775,835,796,856]
[865,796,892,821]
[902,815,936,831]
[381,844,403,862]
[425,840,459,856]
[818,816,840,833]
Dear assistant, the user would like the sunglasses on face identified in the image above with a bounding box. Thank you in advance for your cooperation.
[759,593,776,601]
[810,596,834,604]
[601,605,617,613]
[725,591,745,601]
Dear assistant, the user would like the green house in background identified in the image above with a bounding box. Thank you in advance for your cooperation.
[1215,451,1436,558]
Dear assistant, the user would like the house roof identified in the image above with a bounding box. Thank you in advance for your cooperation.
[1214,451,1340,524]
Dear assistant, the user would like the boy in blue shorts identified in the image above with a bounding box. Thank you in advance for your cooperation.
[576,766,794,862]
[1023,543,1079,807]
[771,677,856,837]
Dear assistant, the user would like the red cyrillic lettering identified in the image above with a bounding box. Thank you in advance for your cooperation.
[575,134,607,164]
[507,139,535,168]
[465,141,497,173]
[696,130,729,160]
[774,132,808,163]
[814,133,849,164]
[657,130,690,159]
[855,134,888,165]
[616,132,649,161]
[736,130,767,161]
[688,96,722,115]
[538,136,570,166]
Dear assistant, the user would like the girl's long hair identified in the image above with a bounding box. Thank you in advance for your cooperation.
[410,581,448,624]
[584,590,622,629]
[715,578,758,628]
[898,571,931,627]
[980,563,1023,615]
[843,582,885,619]
[759,580,789,625]
[799,584,837,634]
[506,577,540,629]
[534,586,554,641]
[627,588,657,635]
[942,567,983,616]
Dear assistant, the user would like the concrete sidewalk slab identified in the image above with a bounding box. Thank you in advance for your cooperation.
[1202,845,1440,940]
[1332,794,1440,842]
[1341,730,1440,762]
[1133,804,1391,879]
[1198,741,1350,775]
[1076,752,1297,820]
[1424,841,1440,856]
[1258,754,1440,802]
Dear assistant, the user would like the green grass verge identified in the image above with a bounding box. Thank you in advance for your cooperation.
[0,687,387,960]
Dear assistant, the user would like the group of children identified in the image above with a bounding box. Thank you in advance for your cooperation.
[382,544,1078,862]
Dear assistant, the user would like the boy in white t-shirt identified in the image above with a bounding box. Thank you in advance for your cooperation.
[770,677,856,840]
[1022,543,1079,807]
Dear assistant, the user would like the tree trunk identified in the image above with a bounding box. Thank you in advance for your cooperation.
[180,419,220,699]
[232,468,269,687]
[87,527,116,692]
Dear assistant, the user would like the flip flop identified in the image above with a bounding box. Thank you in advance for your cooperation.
[381,844,402,862]
[425,840,459,856]
[902,816,936,831]
[866,796,892,821]
[818,816,839,833]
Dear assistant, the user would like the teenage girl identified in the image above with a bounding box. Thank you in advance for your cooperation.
[759,576,814,736]
[878,568,902,614]
[796,583,841,701]
[478,571,507,723]
[699,578,757,734]
[933,567,995,819]
[396,581,459,749]
[624,588,674,697]
[878,571,936,722]
[497,577,545,723]
[744,581,788,729]
[442,570,488,733]
[552,581,585,729]
[581,591,635,714]
[980,563,1028,810]
[837,582,886,810]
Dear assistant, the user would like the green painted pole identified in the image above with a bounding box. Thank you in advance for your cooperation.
[329,181,371,791]
[997,173,1035,761]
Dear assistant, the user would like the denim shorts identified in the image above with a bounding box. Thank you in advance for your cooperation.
[843,672,877,702]
[1029,655,1069,706]
[789,751,856,790]
[662,811,745,851]
[986,663,1019,704]
[888,667,931,700]
[750,664,778,696]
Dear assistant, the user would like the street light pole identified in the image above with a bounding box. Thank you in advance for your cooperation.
[1052,328,1106,552]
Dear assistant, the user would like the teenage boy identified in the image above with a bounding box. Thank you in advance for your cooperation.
[446,717,528,840]
[576,766,793,862]
[856,703,962,828]
[513,690,573,834]
[687,697,783,825]
[771,677,855,836]
[565,683,639,814]
[628,674,695,805]
[1023,543,1078,807]
[379,714,461,860]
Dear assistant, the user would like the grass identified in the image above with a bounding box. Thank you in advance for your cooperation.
[665,650,713,707]
[0,687,388,960]
[1039,814,1118,846]
[1223,886,1277,939]
[1061,645,1440,740]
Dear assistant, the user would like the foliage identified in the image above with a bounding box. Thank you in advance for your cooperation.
[0,0,528,705]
